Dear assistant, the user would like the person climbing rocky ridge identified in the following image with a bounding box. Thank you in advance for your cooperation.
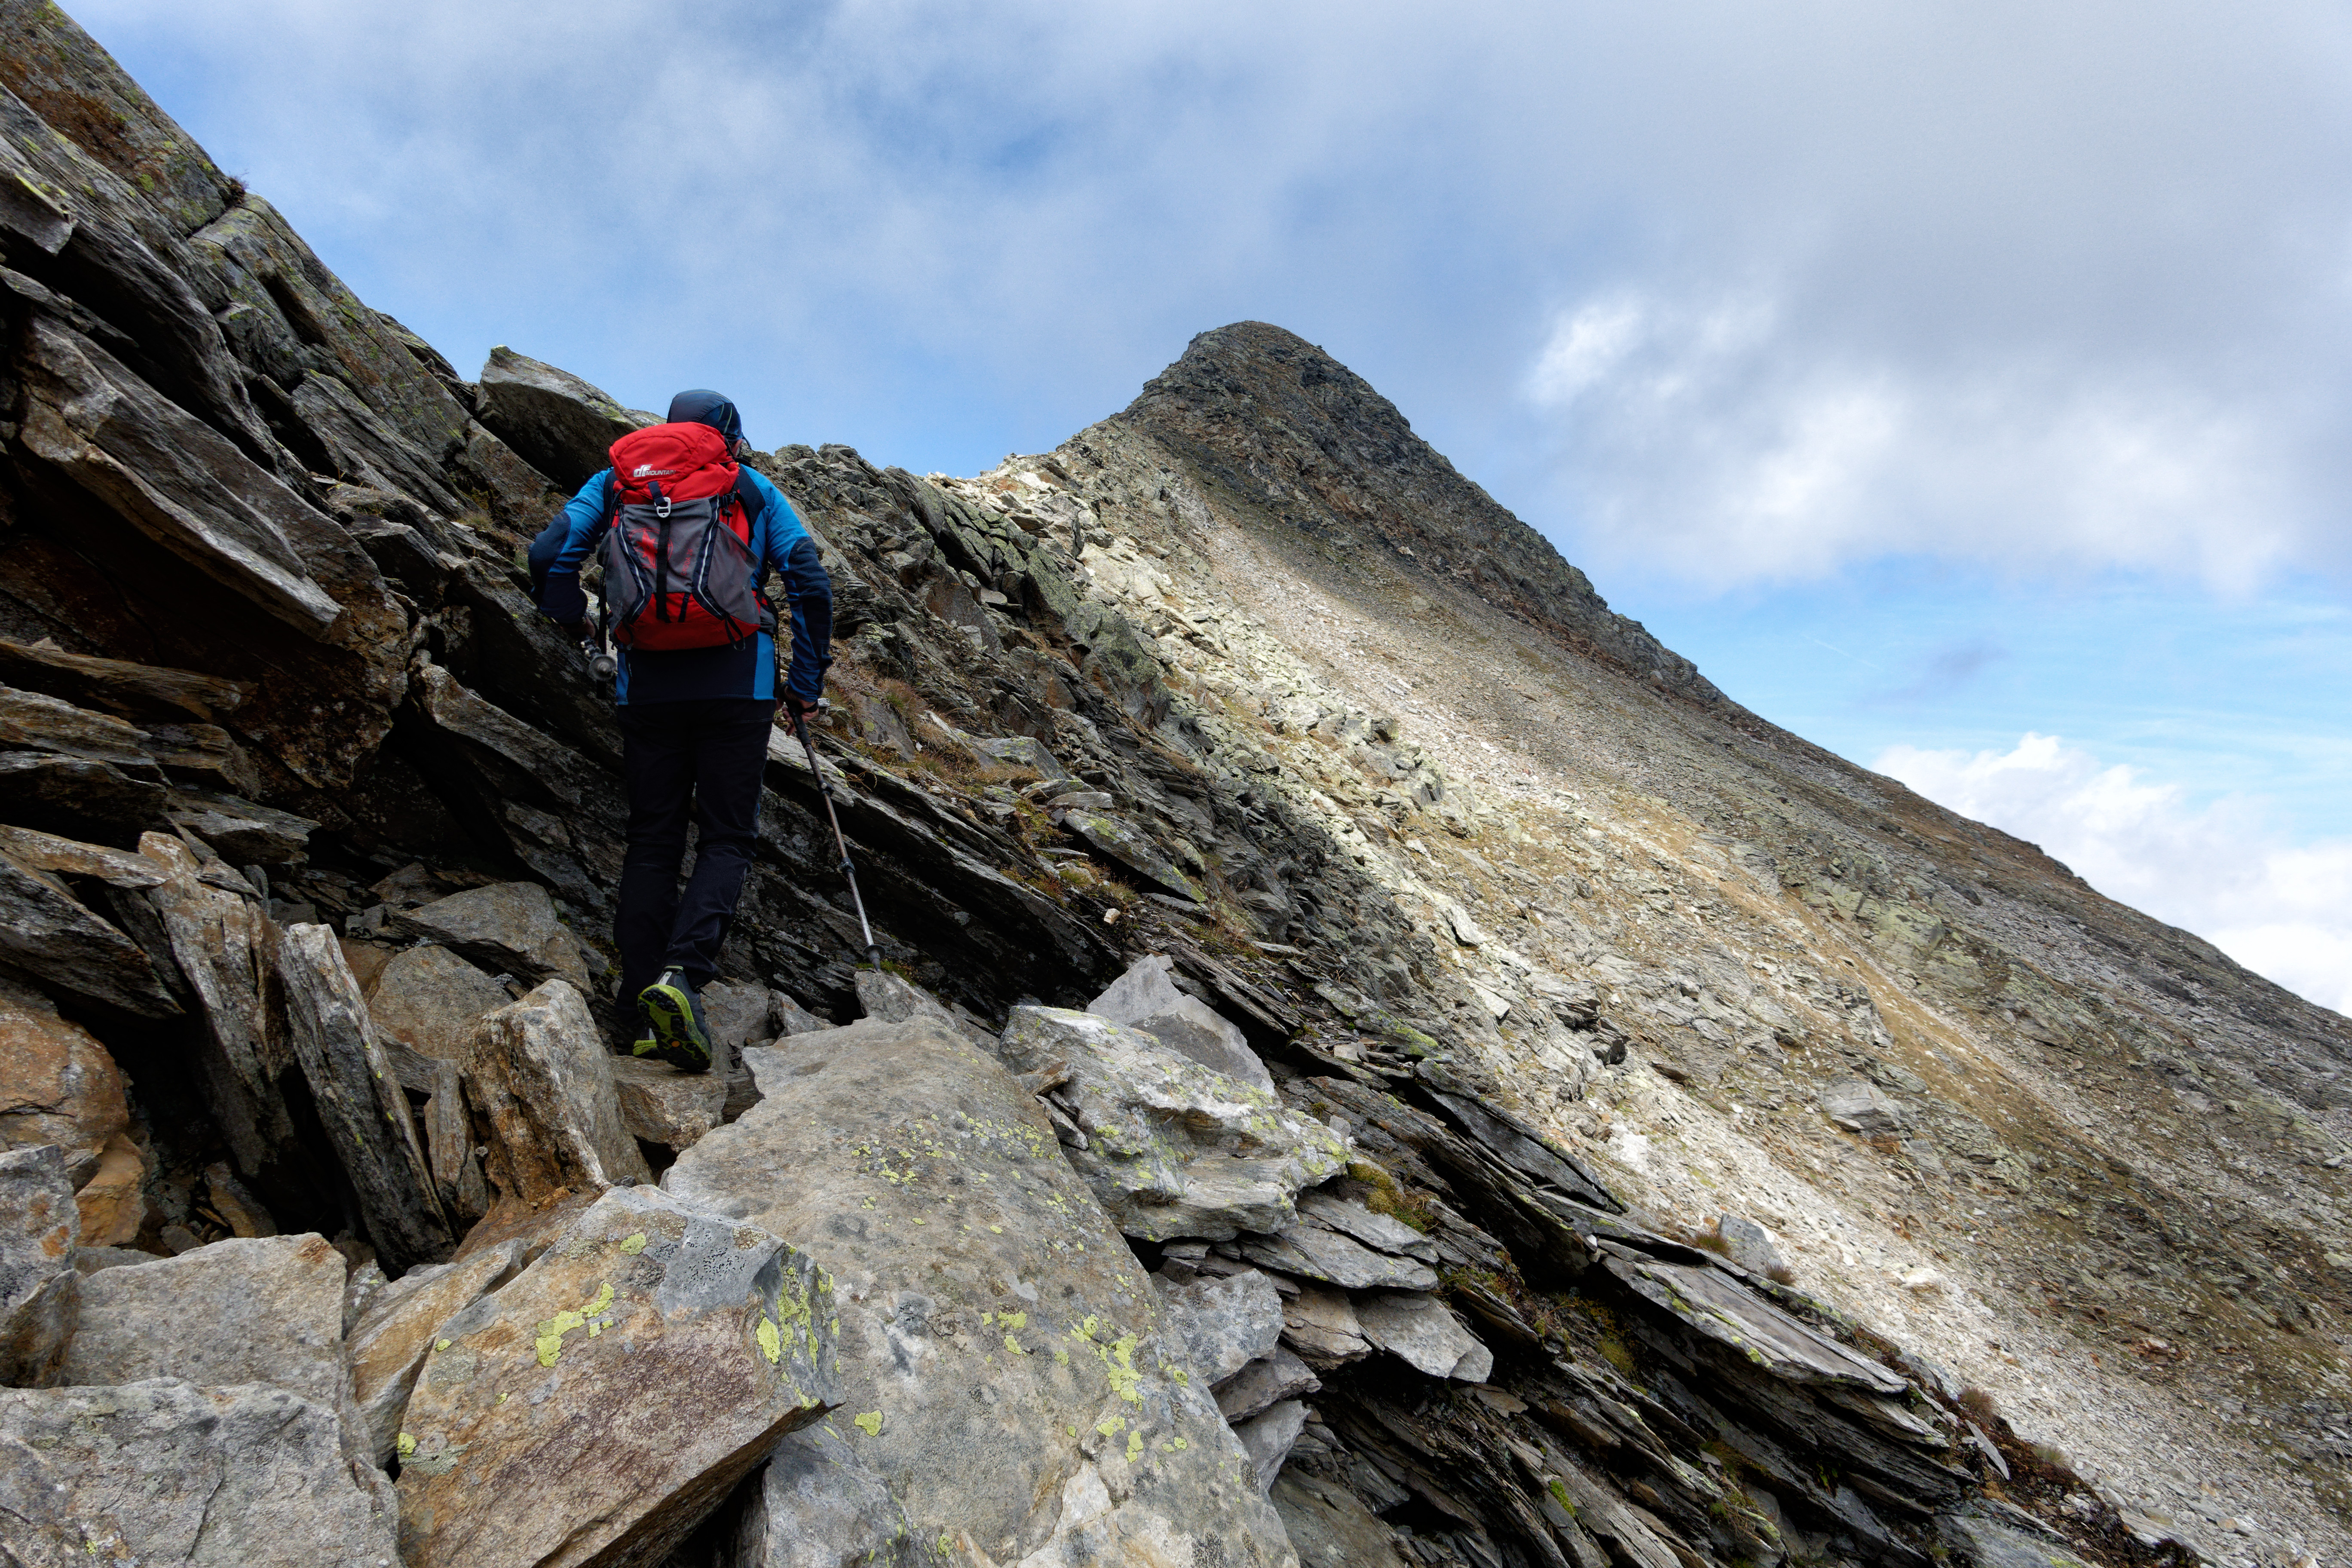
[0,5,2344,1566]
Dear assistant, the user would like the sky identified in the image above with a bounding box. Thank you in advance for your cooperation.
[66,0,2352,1014]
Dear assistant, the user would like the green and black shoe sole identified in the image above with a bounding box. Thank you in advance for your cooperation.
[637,977,714,1074]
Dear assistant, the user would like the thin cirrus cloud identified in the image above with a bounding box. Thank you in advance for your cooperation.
[1877,734,2352,1014]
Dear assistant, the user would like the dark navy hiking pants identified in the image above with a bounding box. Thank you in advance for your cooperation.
[615,698,774,1007]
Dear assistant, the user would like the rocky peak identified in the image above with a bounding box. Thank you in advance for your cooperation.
[1096,320,1718,699]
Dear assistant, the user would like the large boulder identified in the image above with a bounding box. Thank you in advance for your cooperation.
[475,346,657,491]
[394,1184,838,1568]
[345,1238,529,1465]
[366,943,513,1061]
[1088,953,1270,1089]
[998,1006,1347,1241]
[463,978,650,1208]
[394,881,595,994]
[662,1017,1297,1568]
[0,1380,401,1566]
[54,1234,349,1409]
[0,1144,78,1385]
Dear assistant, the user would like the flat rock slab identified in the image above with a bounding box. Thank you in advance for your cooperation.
[1088,953,1270,1090]
[1356,1292,1493,1383]
[475,346,655,490]
[395,881,594,993]
[733,1420,918,1568]
[465,978,649,1205]
[1298,1189,1438,1262]
[1060,809,1202,903]
[366,943,511,1060]
[853,968,992,1047]
[56,1233,348,1407]
[1272,1469,1412,1568]
[0,1379,400,1567]
[1156,1267,1284,1386]
[662,1017,1295,1568]
[999,1006,1346,1242]
[0,1143,78,1384]
[698,979,773,1066]
[1603,1254,1908,1394]
[396,1184,839,1568]
[1236,1221,1439,1293]
[1717,1213,1789,1277]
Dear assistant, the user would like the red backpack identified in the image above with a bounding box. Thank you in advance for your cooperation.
[598,423,775,650]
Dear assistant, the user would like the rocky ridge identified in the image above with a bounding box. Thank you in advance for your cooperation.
[0,8,2344,1568]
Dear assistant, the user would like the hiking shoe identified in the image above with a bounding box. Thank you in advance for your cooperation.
[629,1032,659,1058]
[637,968,713,1074]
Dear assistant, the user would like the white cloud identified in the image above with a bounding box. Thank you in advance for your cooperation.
[1876,733,2352,1016]
[67,0,2352,583]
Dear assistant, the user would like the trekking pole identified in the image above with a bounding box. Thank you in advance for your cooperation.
[791,708,884,971]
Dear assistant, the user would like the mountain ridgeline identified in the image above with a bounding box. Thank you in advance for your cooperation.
[0,6,2347,1568]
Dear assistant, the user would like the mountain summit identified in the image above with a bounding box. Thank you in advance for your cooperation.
[1097,321,1718,698]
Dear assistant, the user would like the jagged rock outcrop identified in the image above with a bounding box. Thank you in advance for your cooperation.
[0,5,2338,1564]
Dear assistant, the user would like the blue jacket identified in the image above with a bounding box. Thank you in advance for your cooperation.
[533,466,832,706]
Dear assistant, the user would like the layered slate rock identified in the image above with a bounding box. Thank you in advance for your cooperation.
[0,1380,400,1567]
[1088,952,1270,1089]
[54,1233,349,1410]
[999,1005,1346,1241]
[278,924,453,1273]
[662,1017,1296,1568]
[463,978,649,1207]
[1600,1253,1909,1394]
[1355,1292,1493,1383]
[475,346,655,490]
[0,1143,78,1385]
[395,1184,839,1568]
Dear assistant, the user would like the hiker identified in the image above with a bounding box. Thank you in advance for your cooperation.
[531,389,831,1073]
